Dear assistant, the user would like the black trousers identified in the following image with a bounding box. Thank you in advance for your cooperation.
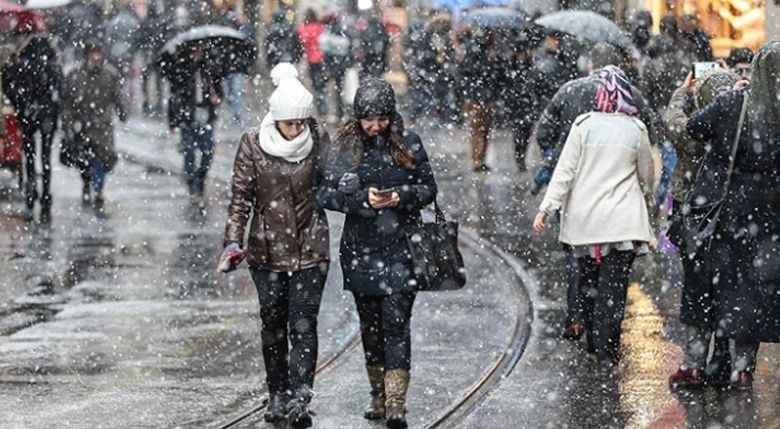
[20,118,55,210]
[250,265,327,394]
[578,251,636,364]
[308,62,327,117]
[511,116,535,171]
[353,292,416,371]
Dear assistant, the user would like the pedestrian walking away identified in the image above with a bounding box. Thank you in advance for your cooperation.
[320,12,353,121]
[2,35,62,223]
[299,9,328,118]
[685,41,780,390]
[662,69,737,388]
[167,44,222,198]
[533,42,666,341]
[61,39,127,213]
[534,66,655,365]
[317,77,438,429]
[221,63,330,428]
[459,28,504,172]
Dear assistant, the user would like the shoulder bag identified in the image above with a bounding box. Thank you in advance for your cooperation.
[674,93,749,254]
[406,199,467,291]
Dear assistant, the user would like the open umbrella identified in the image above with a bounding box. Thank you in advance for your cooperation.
[25,0,72,9]
[460,7,529,29]
[535,10,632,49]
[157,25,257,80]
[0,0,45,33]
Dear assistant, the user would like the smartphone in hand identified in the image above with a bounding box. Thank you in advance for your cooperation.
[693,61,718,79]
[374,188,395,198]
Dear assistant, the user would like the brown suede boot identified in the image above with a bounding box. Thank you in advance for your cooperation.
[364,365,385,420]
[385,369,410,429]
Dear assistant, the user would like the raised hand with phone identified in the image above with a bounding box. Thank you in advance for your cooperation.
[368,186,399,209]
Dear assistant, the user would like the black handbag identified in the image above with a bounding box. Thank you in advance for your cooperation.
[406,199,466,291]
[672,93,749,254]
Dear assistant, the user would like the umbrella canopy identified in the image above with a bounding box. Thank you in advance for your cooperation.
[25,0,72,9]
[460,7,529,29]
[434,0,511,9]
[157,25,257,80]
[0,0,45,33]
[535,10,632,49]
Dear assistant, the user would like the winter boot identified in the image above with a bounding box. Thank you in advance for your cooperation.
[264,392,289,423]
[287,386,314,428]
[364,365,385,420]
[385,369,410,429]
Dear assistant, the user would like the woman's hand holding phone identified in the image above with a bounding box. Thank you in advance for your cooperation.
[368,187,399,209]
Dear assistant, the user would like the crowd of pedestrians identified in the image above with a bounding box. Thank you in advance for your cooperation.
[3,1,780,427]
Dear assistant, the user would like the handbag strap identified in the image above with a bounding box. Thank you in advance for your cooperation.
[434,197,446,224]
[720,93,750,200]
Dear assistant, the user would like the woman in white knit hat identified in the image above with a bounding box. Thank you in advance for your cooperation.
[220,63,330,428]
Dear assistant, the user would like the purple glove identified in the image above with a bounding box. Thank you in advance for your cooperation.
[338,172,360,194]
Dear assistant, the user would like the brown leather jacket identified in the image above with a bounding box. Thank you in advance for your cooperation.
[224,120,330,272]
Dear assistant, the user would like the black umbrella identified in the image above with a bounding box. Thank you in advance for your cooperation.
[460,7,529,29]
[535,10,633,49]
[157,25,257,79]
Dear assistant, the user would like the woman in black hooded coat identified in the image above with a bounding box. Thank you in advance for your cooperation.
[317,78,437,429]
[686,41,780,389]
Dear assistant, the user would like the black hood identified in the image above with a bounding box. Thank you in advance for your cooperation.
[353,78,396,120]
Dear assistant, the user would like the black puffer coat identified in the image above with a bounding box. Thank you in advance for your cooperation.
[687,88,780,342]
[317,114,437,296]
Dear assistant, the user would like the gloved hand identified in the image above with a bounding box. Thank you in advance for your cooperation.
[338,172,360,194]
[217,241,247,273]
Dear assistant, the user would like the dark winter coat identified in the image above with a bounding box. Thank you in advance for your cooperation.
[687,89,780,342]
[317,114,438,296]
[264,15,303,67]
[167,63,222,128]
[224,119,330,272]
[530,48,579,110]
[681,29,713,62]
[503,55,545,128]
[2,37,63,131]
[640,38,690,112]
[535,72,666,155]
[458,32,505,102]
[62,61,126,171]
[359,17,389,77]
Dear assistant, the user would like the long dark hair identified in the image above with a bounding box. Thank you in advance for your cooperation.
[334,113,415,169]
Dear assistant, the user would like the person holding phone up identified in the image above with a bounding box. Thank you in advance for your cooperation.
[317,78,437,429]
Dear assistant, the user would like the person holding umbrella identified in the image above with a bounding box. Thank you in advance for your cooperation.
[221,63,330,428]
[166,43,221,199]
[159,25,256,199]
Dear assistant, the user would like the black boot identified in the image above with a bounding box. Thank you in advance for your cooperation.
[287,386,313,428]
[364,365,385,420]
[264,392,289,423]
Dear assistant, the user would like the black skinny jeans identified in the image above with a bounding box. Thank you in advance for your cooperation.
[20,118,55,210]
[578,251,636,364]
[353,292,416,371]
[250,265,327,394]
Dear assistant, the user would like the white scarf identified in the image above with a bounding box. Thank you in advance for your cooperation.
[258,113,313,163]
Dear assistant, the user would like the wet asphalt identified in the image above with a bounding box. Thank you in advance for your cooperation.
[1,110,779,429]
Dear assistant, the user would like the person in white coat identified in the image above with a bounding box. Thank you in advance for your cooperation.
[534,66,655,365]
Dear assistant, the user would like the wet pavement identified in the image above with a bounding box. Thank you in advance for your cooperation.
[1,110,779,429]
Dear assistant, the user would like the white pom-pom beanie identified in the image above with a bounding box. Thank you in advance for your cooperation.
[268,63,314,121]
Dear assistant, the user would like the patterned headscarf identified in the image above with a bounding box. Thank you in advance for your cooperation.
[593,65,638,116]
